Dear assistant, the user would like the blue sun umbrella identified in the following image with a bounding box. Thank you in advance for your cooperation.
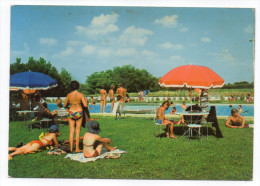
[10,71,57,90]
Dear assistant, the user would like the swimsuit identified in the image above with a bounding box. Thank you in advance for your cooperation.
[30,140,44,148]
[68,111,83,120]
[157,119,163,124]
[83,143,100,158]
[42,137,53,146]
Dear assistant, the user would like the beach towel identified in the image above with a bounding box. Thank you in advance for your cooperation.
[64,149,127,163]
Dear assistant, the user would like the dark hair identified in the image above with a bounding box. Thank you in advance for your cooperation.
[126,94,129,98]
[231,108,238,115]
[161,101,170,107]
[70,80,80,91]
[238,105,242,108]
[42,102,48,108]
[117,95,122,100]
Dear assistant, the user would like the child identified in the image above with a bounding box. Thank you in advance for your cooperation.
[8,125,60,160]
[225,109,245,128]
[83,121,116,158]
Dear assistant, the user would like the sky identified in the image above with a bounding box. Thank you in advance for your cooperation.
[10,6,255,84]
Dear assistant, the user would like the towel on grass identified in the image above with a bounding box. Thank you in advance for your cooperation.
[64,149,127,163]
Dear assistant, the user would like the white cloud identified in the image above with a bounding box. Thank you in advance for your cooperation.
[119,26,153,46]
[58,47,74,57]
[169,55,184,62]
[80,45,96,56]
[201,37,211,43]
[179,27,188,32]
[11,43,30,56]
[66,40,86,46]
[216,49,235,62]
[75,12,119,37]
[141,50,157,59]
[97,49,112,58]
[159,42,184,50]
[116,48,137,57]
[244,24,254,34]
[39,38,57,45]
[154,15,178,28]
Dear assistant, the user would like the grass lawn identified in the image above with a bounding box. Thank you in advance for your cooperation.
[8,116,253,180]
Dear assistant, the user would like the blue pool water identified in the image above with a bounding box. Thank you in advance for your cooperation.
[48,103,254,117]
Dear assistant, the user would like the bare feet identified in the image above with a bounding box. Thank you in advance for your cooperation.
[169,135,177,139]
[75,149,83,153]
[8,155,12,160]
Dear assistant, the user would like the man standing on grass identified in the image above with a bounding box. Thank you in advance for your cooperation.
[109,85,115,113]
[116,84,125,102]
[156,101,176,139]
[100,88,107,113]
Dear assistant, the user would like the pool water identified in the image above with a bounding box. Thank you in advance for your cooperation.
[48,103,254,117]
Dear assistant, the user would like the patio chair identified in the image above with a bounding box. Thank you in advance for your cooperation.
[154,119,170,139]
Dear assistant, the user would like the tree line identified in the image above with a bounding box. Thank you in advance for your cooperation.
[10,57,254,97]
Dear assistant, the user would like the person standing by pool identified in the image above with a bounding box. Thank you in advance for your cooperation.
[64,80,87,152]
[225,109,245,128]
[156,101,176,139]
[100,88,107,113]
[116,84,125,101]
[109,85,115,113]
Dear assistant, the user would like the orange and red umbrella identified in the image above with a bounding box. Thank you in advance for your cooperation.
[158,65,224,89]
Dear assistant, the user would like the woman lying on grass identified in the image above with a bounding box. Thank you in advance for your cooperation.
[225,109,245,128]
[83,121,117,158]
[8,125,60,160]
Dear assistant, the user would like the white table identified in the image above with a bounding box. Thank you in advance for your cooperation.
[175,112,210,141]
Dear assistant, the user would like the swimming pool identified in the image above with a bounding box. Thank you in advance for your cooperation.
[48,103,254,117]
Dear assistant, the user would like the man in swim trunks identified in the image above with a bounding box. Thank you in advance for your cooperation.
[156,101,176,139]
[225,109,245,128]
[109,85,115,113]
[83,121,116,158]
[116,84,125,102]
[100,88,107,113]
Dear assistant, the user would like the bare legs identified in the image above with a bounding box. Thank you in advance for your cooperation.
[110,100,115,113]
[100,100,106,113]
[69,117,83,152]
[163,120,176,139]
[8,143,40,160]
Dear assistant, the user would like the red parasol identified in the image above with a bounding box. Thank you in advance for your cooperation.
[158,65,224,89]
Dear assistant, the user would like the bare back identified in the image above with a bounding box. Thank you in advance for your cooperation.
[109,89,114,99]
[156,106,165,120]
[117,87,124,97]
[64,91,87,111]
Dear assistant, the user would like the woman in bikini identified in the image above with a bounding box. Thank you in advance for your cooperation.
[64,80,87,152]
[8,125,60,160]
[225,109,245,128]
[83,121,116,158]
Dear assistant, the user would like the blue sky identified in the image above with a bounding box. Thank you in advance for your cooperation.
[10,6,255,84]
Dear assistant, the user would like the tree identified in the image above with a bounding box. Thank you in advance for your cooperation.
[85,65,159,93]
[10,57,72,97]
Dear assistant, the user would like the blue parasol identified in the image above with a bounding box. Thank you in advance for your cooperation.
[10,71,58,90]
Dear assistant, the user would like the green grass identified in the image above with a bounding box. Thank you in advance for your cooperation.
[8,117,253,180]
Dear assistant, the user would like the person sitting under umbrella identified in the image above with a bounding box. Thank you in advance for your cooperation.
[156,101,176,139]
[8,125,60,160]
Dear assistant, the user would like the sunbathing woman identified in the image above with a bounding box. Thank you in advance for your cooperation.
[64,80,87,152]
[8,125,60,160]
[83,121,116,158]
[225,109,245,128]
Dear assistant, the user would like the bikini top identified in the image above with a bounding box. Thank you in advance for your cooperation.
[42,137,52,146]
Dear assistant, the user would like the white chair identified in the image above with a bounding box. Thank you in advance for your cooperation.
[154,120,170,139]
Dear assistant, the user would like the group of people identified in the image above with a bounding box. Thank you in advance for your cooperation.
[8,120,116,160]
[156,99,247,139]
[98,84,129,113]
